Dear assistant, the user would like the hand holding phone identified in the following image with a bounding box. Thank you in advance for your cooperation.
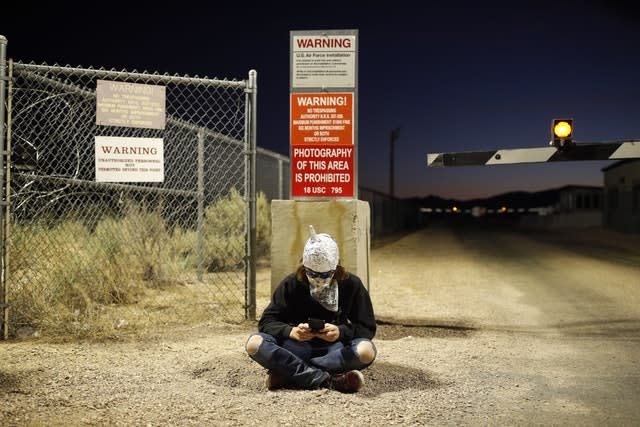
[308,318,325,332]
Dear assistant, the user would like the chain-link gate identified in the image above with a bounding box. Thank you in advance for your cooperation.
[0,40,261,338]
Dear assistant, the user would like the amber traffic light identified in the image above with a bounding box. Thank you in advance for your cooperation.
[551,119,573,148]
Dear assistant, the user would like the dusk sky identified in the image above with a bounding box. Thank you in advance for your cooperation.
[4,1,640,200]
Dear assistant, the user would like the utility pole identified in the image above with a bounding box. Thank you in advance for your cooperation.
[390,128,400,197]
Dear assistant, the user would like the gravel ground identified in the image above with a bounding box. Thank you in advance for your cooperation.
[1,223,639,426]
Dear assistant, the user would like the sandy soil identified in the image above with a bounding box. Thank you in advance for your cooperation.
[1,223,639,426]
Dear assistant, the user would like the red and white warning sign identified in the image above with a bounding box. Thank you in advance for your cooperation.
[291,93,353,146]
[291,145,354,197]
[290,29,358,199]
[291,92,354,197]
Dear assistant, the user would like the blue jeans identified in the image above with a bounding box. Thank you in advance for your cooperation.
[247,332,376,389]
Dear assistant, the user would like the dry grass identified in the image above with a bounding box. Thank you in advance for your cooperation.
[7,191,271,341]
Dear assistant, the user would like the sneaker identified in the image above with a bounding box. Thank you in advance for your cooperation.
[265,371,288,391]
[329,370,364,393]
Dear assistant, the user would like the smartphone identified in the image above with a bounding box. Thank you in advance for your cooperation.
[308,318,325,332]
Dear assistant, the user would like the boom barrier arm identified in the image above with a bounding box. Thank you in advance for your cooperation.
[426,140,640,168]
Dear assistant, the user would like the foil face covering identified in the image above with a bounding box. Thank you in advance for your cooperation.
[302,225,339,272]
[303,225,339,312]
[307,274,339,312]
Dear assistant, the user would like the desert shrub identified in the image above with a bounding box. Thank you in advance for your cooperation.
[202,188,244,271]
[113,201,176,286]
[256,191,272,259]
[201,189,271,271]
[8,204,178,337]
[166,225,198,271]
[9,220,127,337]
[6,191,272,339]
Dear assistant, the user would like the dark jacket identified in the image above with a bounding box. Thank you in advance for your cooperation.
[258,272,376,343]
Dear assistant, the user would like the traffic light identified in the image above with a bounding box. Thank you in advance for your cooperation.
[551,119,574,149]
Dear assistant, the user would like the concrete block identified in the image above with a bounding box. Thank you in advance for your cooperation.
[270,199,370,294]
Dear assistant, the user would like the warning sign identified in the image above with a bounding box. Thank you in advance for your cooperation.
[96,80,166,129]
[291,145,354,197]
[291,34,356,88]
[291,93,353,146]
[290,29,358,199]
[94,136,164,182]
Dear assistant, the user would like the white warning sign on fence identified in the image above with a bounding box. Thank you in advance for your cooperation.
[96,80,166,129]
[94,136,164,182]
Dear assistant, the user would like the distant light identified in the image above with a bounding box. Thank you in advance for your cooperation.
[452,206,459,213]
[499,206,507,213]
[553,121,572,138]
[551,118,574,149]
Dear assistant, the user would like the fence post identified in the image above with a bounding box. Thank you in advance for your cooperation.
[245,70,257,320]
[0,35,8,339]
[196,129,205,282]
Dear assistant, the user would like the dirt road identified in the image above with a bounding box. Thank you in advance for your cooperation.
[2,222,640,426]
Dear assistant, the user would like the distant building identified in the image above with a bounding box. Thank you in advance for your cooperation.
[519,185,603,229]
[556,185,603,213]
[602,159,640,233]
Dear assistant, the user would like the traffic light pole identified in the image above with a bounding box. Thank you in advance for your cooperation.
[427,140,640,167]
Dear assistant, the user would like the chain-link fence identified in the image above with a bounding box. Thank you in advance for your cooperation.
[359,187,422,239]
[0,47,279,338]
[257,147,290,202]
